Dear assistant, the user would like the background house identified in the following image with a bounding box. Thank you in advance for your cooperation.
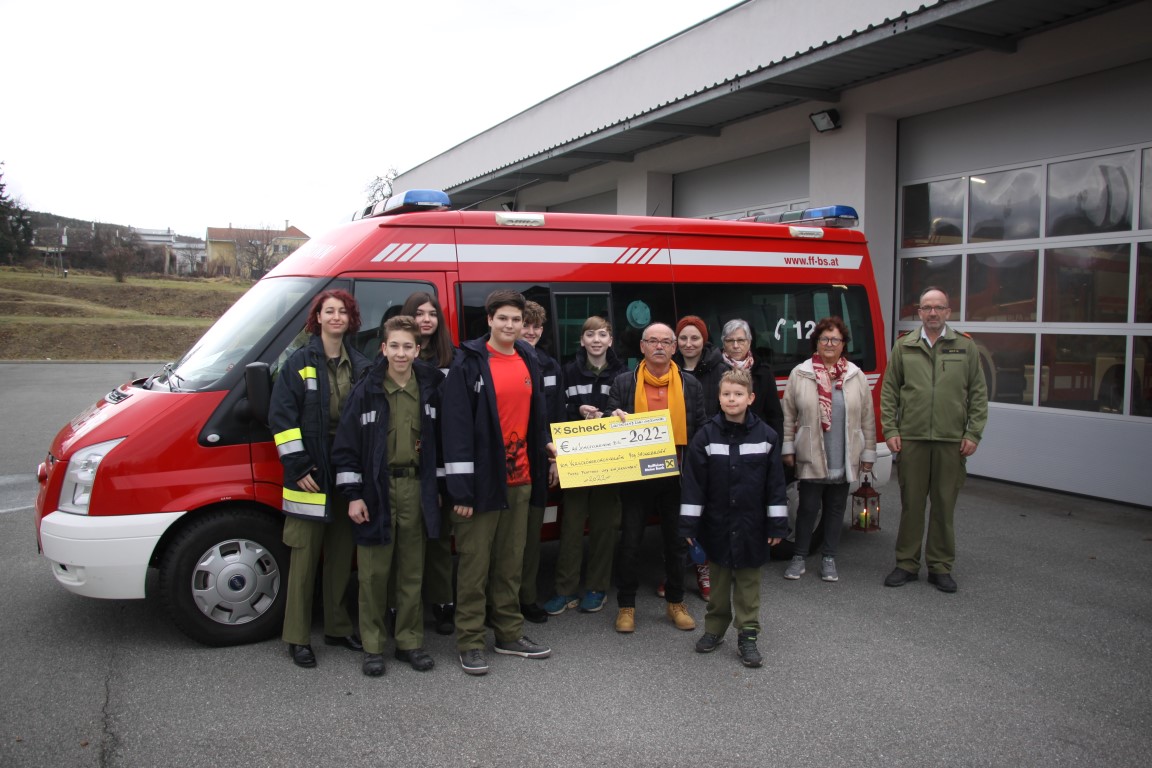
[205,222,308,278]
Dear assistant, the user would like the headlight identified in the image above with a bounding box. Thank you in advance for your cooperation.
[59,438,125,515]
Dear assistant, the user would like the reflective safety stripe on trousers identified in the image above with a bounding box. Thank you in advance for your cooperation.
[283,487,326,518]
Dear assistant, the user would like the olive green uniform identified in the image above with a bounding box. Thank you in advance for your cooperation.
[358,375,426,654]
[880,325,988,574]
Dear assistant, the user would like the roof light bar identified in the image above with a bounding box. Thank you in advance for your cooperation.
[743,205,859,228]
[351,189,452,220]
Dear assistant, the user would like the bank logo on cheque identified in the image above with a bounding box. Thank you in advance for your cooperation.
[639,456,679,477]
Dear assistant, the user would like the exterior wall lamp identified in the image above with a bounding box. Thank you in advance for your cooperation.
[809,109,842,133]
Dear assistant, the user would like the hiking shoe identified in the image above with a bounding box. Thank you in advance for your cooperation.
[520,602,549,624]
[737,632,762,668]
[543,594,580,615]
[928,572,958,593]
[695,563,711,599]
[667,602,696,631]
[578,591,607,613]
[655,580,666,598]
[695,632,724,653]
[494,636,552,659]
[362,652,385,677]
[615,607,635,633]
[394,647,435,672]
[432,603,455,635]
[884,567,918,587]
[784,555,805,580]
[458,649,488,676]
[820,556,839,582]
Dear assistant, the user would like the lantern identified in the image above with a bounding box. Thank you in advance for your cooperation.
[850,473,881,532]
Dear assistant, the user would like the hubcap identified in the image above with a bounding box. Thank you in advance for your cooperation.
[190,539,281,625]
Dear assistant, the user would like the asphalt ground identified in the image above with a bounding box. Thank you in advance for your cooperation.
[1,363,1150,767]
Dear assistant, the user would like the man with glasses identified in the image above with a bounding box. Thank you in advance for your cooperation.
[880,287,987,593]
[608,323,707,633]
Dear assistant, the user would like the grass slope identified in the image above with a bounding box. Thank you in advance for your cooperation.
[0,269,249,360]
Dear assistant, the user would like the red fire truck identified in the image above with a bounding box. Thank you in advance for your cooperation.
[35,191,890,646]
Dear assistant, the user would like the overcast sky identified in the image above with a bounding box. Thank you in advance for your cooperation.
[2,0,739,240]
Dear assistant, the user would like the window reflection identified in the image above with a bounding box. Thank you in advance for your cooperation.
[901,178,965,248]
[969,333,1035,404]
[1133,336,1152,417]
[1040,334,1126,413]
[1141,149,1152,231]
[968,168,1041,242]
[1042,245,1129,323]
[967,251,1037,321]
[1137,243,1152,323]
[898,254,961,320]
[1047,152,1135,237]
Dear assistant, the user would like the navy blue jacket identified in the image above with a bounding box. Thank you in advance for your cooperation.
[268,334,370,521]
[441,336,550,511]
[563,347,627,419]
[679,411,789,568]
[675,344,729,417]
[533,346,566,424]
[332,358,444,546]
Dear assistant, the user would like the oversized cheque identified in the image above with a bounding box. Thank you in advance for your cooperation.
[550,409,679,489]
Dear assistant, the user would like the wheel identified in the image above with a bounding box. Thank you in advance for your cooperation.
[159,508,287,647]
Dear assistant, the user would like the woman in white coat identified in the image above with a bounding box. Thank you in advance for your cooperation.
[780,316,876,582]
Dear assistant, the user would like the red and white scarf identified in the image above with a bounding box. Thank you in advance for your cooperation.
[811,354,848,431]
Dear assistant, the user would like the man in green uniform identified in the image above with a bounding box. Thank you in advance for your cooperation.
[880,287,988,593]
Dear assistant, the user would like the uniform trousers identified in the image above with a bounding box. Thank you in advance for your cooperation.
[422,496,455,605]
[895,439,966,574]
[281,494,356,645]
[518,503,547,605]
[452,484,531,651]
[553,485,621,596]
[358,475,426,654]
[704,564,762,636]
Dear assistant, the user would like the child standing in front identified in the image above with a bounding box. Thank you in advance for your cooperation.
[679,368,788,667]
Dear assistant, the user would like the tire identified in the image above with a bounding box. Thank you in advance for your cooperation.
[159,508,287,647]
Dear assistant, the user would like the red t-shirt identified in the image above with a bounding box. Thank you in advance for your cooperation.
[487,343,532,486]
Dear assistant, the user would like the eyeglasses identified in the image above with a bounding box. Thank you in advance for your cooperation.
[818,337,844,346]
[723,337,749,345]
[918,305,950,314]
[642,338,675,348]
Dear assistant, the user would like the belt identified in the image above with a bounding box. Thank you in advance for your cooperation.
[390,466,418,478]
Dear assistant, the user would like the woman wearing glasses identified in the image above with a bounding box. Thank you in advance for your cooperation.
[779,316,876,583]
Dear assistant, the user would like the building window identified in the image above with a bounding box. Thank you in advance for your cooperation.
[1046,152,1135,237]
[968,167,1041,243]
[967,250,1037,321]
[901,178,964,248]
[1042,244,1129,323]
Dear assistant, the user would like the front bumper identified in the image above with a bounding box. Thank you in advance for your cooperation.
[40,510,186,599]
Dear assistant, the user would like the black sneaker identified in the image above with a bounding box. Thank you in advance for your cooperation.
[459,648,488,676]
[432,603,455,635]
[927,572,958,593]
[737,632,762,668]
[884,567,919,587]
[695,632,724,653]
[520,602,549,624]
[494,636,552,659]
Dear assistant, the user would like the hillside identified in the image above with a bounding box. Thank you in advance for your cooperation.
[0,269,249,360]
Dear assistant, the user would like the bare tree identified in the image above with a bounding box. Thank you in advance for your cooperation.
[364,168,398,205]
[234,226,277,278]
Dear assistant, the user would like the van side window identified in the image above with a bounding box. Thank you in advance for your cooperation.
[673,284,876,372]
[353,280,437,358]
[457,283,556,357]
[607,284,676,368]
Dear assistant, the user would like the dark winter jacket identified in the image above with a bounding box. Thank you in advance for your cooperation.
[678,411,789,569]
[606,364,708,445]
[563,347,627,420]
[441,336,551,512]
[745,356,785,439]
[268,334,370,521]
[675,344,729,417]
[533,346,566,424]
[332,358,444,546]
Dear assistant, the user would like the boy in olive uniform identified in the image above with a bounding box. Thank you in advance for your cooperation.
[333,316,445,675]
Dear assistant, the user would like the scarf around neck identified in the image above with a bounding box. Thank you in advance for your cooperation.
[811,353,848,431]
[634,360,688,445]
[723,352,754,371]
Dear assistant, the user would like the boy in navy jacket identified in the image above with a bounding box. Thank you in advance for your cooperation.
[679,368,788,667]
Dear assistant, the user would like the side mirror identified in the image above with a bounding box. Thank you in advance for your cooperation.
[245,362,272,425]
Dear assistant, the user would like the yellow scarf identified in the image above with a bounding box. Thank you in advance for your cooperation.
[635,360,689,445]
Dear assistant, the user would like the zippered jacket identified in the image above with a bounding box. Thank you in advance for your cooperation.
[268,335,371,521]
[880,326,988,443]
[674,344,729,417]
[781,358,877,482]
[562,347,627,419]
[606,365,707,444]
[678,412,789,568]
[441,336,551,512]
[332,358,444,546]
[534,347,566,424]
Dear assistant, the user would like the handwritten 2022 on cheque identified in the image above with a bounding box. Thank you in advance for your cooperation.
[550,409,680,489]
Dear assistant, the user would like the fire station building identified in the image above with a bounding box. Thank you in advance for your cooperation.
[395,0,1152,505]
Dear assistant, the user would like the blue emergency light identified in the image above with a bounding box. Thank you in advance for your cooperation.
[352,189,452,220]
[744,205,859,228]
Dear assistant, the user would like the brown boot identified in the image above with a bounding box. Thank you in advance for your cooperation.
[615,607,635,633]
[667,602,696,631]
